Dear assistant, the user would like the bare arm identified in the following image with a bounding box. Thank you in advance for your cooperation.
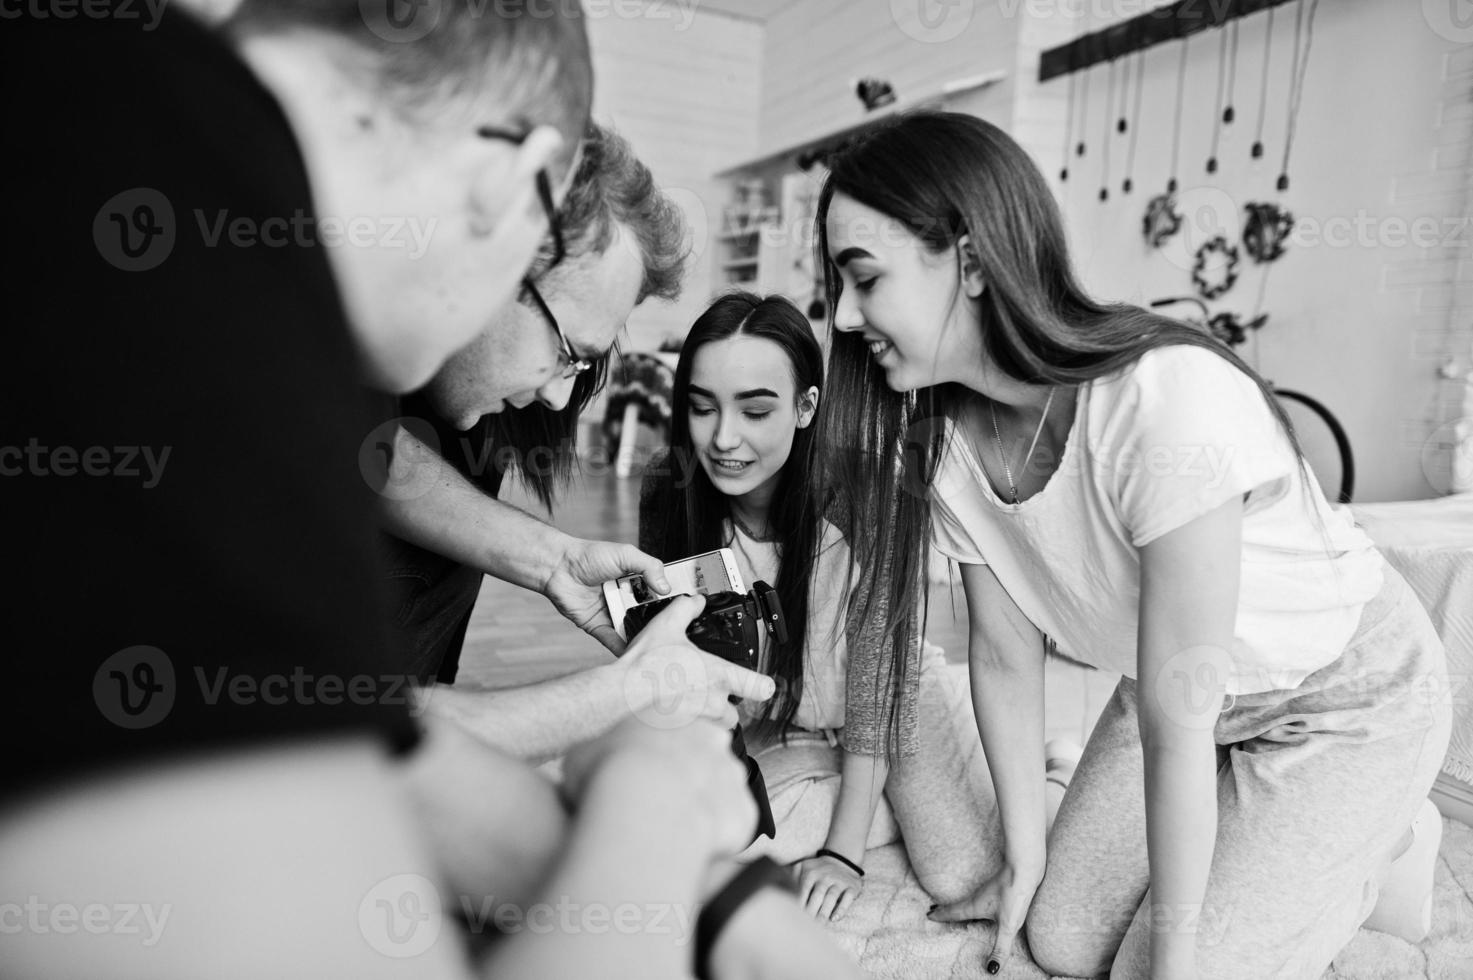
[929,562,1047,975]
[792,747,890,919]
[380,425,668,653]
[1136,497,1240,979]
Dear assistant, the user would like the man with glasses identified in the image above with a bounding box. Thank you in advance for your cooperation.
[373,125,776,763]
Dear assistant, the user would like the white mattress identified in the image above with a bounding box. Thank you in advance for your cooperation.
[1351,494,1473,786]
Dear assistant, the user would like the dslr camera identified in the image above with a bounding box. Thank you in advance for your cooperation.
[622,582,788,842]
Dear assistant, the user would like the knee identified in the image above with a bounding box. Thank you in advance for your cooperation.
[1025,894,1119,979]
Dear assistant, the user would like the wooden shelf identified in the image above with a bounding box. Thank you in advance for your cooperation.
[715,70,1007,177]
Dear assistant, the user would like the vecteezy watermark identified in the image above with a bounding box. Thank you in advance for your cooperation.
[1423,0,1473,43]
[194,209,437,259]
[93,646,176,731]
[359,417,445,501]
[357,873,698,958]
[357,0,698,44]
[359,874,442,958]
[1290,212,1470,251]
[0,439,171,488]
[891,0,975,44]
[0,0,168,31]
[94,187,176,272]
[92,188,439,273]
[0,898,172,947]
[1030,898,1234,946]
[1147,645,1235,731]
[92,647,428,730]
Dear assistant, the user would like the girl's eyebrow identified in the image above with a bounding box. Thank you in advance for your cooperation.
[687,385,780,400]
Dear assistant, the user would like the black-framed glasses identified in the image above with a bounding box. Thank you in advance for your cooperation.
[523,276,594,380]
[476,124,566,271]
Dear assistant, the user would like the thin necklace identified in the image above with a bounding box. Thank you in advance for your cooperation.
[729,508,775,543]
[988,387,1056,505]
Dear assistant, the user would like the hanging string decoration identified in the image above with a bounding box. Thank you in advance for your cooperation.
[1122,48,1145,194]
[1251,5,1276,160]
[1143,36,1190,247]
[1206,23,1229,174]
[1277,0,1321,192]
[1208,310,1268,347]
[1060,65,1078,182]
[1100,58,1116,202]
[1243,202,1294,263]
[1193,236,1240,299]
[1116,52,1131,134]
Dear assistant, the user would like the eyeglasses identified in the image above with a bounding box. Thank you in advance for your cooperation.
[523,276,594,380]
[475,124,566,271]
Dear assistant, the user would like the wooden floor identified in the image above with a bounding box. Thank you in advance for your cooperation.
[461,458,1118,747]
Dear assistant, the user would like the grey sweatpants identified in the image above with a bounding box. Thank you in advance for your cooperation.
[1027,564,1452,980]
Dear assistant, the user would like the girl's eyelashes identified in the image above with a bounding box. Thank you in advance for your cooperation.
[689,403,715,417]
[744,411,771,421]
[853,276,877,293]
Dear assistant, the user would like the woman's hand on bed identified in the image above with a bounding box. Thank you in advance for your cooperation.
[794,854,864,921]
[928,863,1043,976]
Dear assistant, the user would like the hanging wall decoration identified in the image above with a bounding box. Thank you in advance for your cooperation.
[1121,48,1145,194]
[1143,194,1183,248]
[1193,236,1240,299]
[1276,0,1320,192]
[1206,18,1242,174]
[1208,310,1268,347]
[1059,66,1078,182]
[1242,202,1294,262]
[1143,36,1190,247]
[1250,5,1276,160]
[1099,58,1117,202]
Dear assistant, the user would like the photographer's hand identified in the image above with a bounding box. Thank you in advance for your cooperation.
[545,537,670,654]
[617,594,776,728]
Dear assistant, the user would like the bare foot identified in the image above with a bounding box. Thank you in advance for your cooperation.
[1362,798,1441,942]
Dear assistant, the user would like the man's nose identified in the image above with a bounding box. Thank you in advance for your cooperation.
[535,374,576,413]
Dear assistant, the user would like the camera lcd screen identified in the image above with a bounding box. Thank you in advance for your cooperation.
[615,550,735,609]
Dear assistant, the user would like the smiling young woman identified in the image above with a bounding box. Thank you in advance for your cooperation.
[811,110,1450,979]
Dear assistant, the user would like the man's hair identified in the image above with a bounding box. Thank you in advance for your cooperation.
[227,0,593,173]
[529,122,688,302]
[491,122,688,511]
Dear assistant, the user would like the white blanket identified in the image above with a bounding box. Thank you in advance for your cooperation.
[1352,494,1473,786]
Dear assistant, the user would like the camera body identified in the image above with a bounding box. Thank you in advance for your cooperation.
[620,581,788,670]
[621,581,787,843]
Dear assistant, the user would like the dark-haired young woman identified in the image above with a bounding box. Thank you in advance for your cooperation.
[813,111,1449,979]
[640,292,1078,924]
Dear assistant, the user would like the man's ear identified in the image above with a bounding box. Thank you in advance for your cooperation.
[467,125,563,238]
[956,234,986,299]
[796,385,820,428]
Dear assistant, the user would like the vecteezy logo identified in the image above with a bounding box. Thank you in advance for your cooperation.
[358,417,444,501]
[1149,646,1231,731]
[93,645,176,729]
[359,0,442,43]
[359,873,442,958]
[891,0,974,44]
[623,644,708,731]
[1423,0,1473,43]
[93,188,176,273]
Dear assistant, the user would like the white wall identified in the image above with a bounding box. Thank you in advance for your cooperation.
[1047,0,1471,501]
[587,6,763,351]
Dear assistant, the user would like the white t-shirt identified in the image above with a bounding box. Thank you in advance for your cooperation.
[728,518,849,731]
[929,345,1384,695]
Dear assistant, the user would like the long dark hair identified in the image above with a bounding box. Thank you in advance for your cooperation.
[652,292,824,737]
[814,111,1310,753]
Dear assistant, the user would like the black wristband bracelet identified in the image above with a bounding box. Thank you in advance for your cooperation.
[815,847,865,877]
[694,857,795,980]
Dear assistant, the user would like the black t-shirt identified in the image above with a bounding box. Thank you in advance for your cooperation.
[3,7,418,796]
[377,392,508,685]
